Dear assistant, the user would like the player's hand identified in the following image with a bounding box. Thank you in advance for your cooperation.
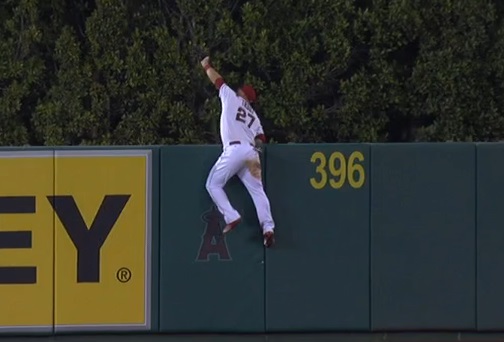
[254,139,263,154]
[201,56,210,68]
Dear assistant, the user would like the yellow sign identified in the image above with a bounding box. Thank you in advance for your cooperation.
[53,150,151,331]
[0,151,54,333]
[0,150,152,333]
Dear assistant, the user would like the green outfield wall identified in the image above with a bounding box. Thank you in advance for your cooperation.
[0,143,502,334]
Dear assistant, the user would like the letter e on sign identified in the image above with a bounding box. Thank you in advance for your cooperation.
[0,151,54,333]
[53,150,152,332]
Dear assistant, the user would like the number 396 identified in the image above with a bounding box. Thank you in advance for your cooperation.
[310,151,365,189]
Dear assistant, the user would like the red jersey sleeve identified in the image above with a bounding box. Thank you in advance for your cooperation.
[215,78,224,90]
[255,134,266,143]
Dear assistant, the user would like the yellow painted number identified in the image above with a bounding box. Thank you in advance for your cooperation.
[310,151,365,189]
[328,152,346,189]
[309,152,327,189]
[348,151,365,188]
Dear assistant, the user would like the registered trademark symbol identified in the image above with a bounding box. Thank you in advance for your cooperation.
[116,267,131,283]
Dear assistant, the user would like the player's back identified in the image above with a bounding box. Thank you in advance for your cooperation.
[219,84,263,147]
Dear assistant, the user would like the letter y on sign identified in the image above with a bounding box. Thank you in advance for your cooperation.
[47,195,130,283]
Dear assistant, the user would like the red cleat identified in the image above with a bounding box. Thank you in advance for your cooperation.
[223,218,241,234]
[263,231,275,248]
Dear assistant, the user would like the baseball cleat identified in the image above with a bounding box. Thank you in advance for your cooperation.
[223,218,241,234]
[263,231,275,248]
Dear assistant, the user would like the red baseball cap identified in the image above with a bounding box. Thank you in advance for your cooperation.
[240,84,257,103]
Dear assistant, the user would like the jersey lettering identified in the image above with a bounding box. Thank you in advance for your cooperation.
[235,107,256,128]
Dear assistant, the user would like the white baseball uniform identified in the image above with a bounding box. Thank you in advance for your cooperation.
[205,81,275,233]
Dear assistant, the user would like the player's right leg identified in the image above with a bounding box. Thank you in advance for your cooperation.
[205,149,242,232]
[237,156,275,247]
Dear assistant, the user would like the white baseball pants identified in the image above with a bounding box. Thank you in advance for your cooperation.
[205,143,275,233]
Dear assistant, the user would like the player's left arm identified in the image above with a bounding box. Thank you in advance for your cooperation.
[254,124,267,153]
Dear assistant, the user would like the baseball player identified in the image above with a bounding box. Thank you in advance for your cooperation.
[201,56,275,248]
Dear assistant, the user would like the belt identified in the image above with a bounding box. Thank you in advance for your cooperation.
[229,141,254,147]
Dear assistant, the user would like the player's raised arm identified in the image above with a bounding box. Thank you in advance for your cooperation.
[201,56,235,103]
[200,56,225,90]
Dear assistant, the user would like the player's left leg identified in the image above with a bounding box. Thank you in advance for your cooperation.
[237,154,275,247]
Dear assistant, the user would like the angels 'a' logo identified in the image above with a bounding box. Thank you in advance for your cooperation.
[196,205,232,262]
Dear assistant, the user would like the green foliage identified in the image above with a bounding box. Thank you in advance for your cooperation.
[0,0,44,145]
[2,0,504,145]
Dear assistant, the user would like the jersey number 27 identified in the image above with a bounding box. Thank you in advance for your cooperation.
[235,107,255,128]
